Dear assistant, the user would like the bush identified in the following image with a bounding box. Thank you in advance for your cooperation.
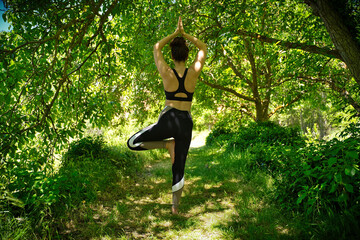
[207,119,360,238]
[207,120,304,150]
[62,136,106,165]
[57,135,136,208]
[1,133,146,238]
[270,123,360,238]
[1,136,109,236]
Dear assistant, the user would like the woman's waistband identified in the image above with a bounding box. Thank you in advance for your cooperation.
[158,105,191,120]
[162,105,190,113]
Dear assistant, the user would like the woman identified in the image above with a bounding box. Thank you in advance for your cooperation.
[127,17,207,214]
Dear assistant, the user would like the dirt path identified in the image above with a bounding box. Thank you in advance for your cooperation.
[108,130,237,239]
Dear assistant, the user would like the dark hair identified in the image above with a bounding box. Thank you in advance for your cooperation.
[170,37,189,62]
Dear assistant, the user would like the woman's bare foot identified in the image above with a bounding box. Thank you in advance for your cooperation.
[171,206,178,215]
[166,140,175,164]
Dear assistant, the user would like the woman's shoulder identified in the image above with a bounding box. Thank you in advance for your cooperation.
[186,67,201,81]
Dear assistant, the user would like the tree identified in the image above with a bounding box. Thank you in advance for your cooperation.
[170,0,353,122]
[0,0,133,161]
[1,0,359,163]
[190,0,359,120]
[304,0,360,87]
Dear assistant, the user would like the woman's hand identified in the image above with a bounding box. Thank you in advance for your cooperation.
[178,16,185,35]
[174,23,180,35]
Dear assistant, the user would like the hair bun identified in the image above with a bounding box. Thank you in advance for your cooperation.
[170,37,189,62]
[170,37,186,47]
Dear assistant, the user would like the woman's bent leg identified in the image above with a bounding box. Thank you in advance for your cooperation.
[127,108,192,213]
[140,141,166,150]
[127,106,176,151]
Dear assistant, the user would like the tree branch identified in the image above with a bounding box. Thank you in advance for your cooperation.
[304,0,360,86]
[221,45,252,85]
[236,102,256,121]
[268,93,303,118]
[235,29,343,60]
[0,19,79,58]
[244,40,259,92]
[199,76,256,102]
[67,40,102,77]
[263,58,273,115]
[297,75,360,113]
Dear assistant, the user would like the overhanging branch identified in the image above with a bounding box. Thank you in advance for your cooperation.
[221,45,252,86]
[235,29,343,60]
[199,77,256,102]
[297,75,360,113]
[268,93,303,118]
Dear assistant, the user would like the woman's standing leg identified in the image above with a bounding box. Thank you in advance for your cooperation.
[127,108,193,214]
[171,111,193,214]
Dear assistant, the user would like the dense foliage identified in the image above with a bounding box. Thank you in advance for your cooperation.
[1,133,145,238]
[1,0,358,163]
[206,119,360,238]
[271,124,360,237]
[207,119,303,150]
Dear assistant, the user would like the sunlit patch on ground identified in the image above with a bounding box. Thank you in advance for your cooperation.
[190,130,210,148]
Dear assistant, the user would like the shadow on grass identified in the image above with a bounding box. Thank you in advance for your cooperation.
[57,145,304,239]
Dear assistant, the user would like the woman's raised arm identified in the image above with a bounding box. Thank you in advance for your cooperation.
[153,28,179,80]
[178,17,207,75]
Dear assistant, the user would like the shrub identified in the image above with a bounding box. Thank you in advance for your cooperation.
[207,119,360,238]
[62,136,106,165]
[270,123,360,238]
[1,133,146,238]
[207,120,304,150]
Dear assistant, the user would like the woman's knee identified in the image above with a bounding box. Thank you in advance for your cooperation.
[127,135,140,150]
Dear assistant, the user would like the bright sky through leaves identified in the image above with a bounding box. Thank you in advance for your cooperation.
[0,0,10,31]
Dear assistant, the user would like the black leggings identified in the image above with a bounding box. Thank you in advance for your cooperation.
[127,106,193,192]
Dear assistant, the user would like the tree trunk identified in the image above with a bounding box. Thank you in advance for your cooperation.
[255,101,270,122]
[305,0,360,86]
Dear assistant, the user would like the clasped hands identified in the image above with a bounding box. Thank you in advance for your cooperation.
[174,16,186,35]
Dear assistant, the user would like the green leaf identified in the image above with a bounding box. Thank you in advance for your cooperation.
[328,157,337,166]
[329,182,337,193]
[297,192,307,204]
[345,167,356,177]
[334,173,342,183]
[344,184,354,193]
[338,193,348,202]
[329,147,340,156]
[345,151,358,160]
[306,206,314,215]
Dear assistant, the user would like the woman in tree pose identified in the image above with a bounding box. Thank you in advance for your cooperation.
[127,17,207,214]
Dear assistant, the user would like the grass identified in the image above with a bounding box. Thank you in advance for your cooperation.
[54,130,305,239]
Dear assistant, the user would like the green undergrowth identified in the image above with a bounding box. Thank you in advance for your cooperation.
[1,124,162,239]
[51,131,305,239]
[3,120,359,239]
[3,127,306,239]
[207,119,360,239]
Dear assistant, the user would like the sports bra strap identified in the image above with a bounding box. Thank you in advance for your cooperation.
[164,68,193,102]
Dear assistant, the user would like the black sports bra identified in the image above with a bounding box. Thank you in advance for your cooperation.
[164,68,194,102]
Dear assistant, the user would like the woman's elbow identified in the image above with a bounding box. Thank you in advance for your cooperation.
[154,42,162,51]
[199,48,207,59]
